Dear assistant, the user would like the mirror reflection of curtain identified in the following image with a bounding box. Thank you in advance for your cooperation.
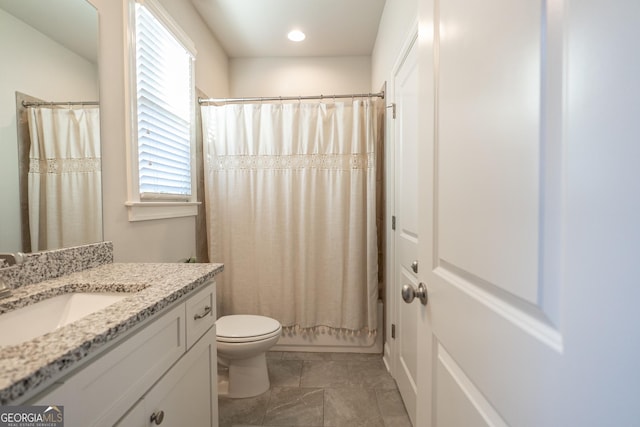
[27,106,101,251]
[201,99,382,335]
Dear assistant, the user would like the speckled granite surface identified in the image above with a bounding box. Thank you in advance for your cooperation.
[0,261,223,405]
[0,242,114,289]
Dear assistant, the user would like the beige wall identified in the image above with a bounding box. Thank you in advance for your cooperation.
[371,0,418,91]
[0,8,98,253]
[157,0,229,99]
[230,56,372,97]
[90,0,228,262]
[81,0,410,263]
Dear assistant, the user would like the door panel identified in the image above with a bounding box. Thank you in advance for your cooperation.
[436,343,506,427]
[416,0,640,425]
[437,0,542,304]
[434,0,556,347]
[397,266,418,418]
[418,0,565,425]
[393,34,420,425]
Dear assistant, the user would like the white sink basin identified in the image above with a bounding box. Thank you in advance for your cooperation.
[0,293,129,346]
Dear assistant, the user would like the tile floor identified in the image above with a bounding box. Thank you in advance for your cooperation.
[218,351,412,427]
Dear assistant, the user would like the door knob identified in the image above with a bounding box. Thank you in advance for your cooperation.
[401,283,428,305]
[150,410,165,425]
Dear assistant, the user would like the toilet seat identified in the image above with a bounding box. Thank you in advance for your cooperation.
[216,315,282,343]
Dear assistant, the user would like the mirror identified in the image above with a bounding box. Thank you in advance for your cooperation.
[0,0,101,255]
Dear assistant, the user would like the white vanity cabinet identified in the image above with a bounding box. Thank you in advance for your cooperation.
[115,327,217,427]
[31,281,218,427]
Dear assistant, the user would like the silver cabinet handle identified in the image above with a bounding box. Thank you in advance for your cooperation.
[150,410,165,425]
[193,305,212,320]
[401,283,428,305]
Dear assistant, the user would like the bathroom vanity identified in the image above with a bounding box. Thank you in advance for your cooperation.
[0,242,223,426]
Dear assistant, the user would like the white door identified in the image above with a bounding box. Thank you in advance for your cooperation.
[410,0,640,425]
[391,32,420,425]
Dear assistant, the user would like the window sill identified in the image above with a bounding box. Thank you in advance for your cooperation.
[125,201,200,221]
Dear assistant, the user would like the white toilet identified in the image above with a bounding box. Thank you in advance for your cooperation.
[216,314,282,398]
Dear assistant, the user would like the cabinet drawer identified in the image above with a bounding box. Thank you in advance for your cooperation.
[34,303,185,426]
[186,281,216,349]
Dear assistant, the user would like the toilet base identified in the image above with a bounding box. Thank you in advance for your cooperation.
[217,365,229,396]
[225,353,270,398]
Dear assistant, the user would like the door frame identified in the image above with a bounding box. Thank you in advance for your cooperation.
[383,17,420,408]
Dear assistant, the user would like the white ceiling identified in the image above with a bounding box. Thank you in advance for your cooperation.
[0,0,97,63]
[191,0,387,58]
[0,0,385,61]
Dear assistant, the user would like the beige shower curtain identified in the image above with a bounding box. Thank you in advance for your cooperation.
[202,99,382,334]
[27,106,102,251]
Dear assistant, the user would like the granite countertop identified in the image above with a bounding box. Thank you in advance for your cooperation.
[0,262,223,405]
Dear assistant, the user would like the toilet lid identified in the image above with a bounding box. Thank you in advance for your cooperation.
[216,315,281,340]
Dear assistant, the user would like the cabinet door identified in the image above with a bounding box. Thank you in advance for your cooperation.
[114,400,145,427]
[116,326,218,427]
[34,303,185,426]
[147,326,217,427]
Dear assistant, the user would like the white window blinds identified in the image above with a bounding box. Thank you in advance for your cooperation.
[134,1,194,200]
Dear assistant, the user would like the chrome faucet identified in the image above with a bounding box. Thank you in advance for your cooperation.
[0,277,11,299]
[0,253,22,300]
[0,252,24,267]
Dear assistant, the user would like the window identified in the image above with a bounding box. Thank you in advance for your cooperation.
[126,0,198,221]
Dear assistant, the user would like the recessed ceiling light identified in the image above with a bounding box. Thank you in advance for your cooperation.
[287,30,306,42]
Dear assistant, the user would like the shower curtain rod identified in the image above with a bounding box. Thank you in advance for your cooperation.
[198,91,385,105]
[21,100,99,107]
